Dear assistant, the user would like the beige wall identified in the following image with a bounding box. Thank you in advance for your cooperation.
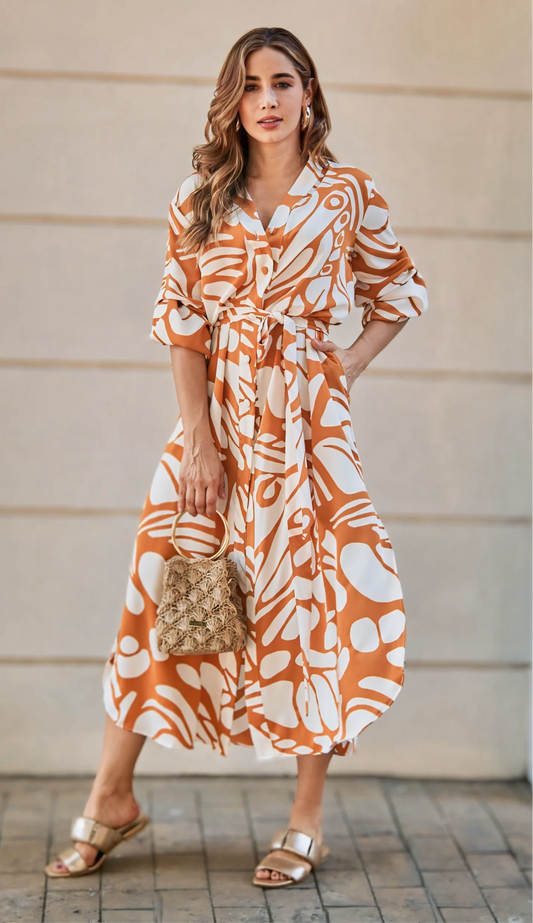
[1,0,531,777]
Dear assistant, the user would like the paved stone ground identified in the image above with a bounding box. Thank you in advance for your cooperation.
[0,775,530,923]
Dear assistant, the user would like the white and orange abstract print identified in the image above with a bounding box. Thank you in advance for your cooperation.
[102,159,429,760]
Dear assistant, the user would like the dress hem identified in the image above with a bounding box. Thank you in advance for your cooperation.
[102,690,359,761]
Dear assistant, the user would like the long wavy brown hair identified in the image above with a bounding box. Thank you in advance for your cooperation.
[179,27,337,254]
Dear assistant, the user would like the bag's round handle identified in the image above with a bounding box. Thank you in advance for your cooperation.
[171,509,229,561]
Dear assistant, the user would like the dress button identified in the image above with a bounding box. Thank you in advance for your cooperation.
[243,355,251,363]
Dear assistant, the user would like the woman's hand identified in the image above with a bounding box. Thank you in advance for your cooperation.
[312,320,410,392]
[178,436,226,518]
[310,337,366,393]
[169,343,226,519]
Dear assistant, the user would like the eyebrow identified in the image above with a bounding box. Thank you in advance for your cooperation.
[245,73,295,80]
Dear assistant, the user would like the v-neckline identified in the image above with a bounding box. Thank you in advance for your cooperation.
[241,157,325,236]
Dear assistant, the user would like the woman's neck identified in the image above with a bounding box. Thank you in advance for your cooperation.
[245,138,306,182]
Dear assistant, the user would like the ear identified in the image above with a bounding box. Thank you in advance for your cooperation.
[304,77,315,106]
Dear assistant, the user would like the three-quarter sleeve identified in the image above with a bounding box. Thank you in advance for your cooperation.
[150,176,212,359]
[351,175,429,327]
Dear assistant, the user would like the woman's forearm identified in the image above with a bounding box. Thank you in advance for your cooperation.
[347,317,409,374]
[169,345,213,446]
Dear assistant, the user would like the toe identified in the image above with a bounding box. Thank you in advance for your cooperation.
[255,865,292,883]
[256,866,279,881]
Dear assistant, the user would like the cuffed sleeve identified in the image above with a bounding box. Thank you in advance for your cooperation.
[150,177,212,359]
[351,176,428,327]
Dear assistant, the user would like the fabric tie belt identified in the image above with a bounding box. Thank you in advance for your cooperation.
[213,307,333,717]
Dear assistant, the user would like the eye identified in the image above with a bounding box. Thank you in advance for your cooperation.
[243,82,292,92]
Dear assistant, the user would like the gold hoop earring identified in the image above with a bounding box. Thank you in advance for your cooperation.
[301,104,311,130]
[235,115,241,130]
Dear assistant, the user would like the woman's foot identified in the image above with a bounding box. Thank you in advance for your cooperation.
[50,787,142,876]
[255,805,323,883]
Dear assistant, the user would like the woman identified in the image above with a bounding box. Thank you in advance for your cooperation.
[45,26,428,887]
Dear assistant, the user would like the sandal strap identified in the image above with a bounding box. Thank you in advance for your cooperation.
[270,827,322,869]
[57,845,92,874]
[70,816,122,853]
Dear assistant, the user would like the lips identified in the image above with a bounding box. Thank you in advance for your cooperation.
[258,118,282,124]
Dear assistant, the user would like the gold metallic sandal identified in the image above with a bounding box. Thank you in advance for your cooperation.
[44,812,150,878]
[253,826,330,888]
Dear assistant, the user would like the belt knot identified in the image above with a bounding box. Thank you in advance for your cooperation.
[214,307,330,345]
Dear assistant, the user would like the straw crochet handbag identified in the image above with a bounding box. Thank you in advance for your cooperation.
[155,509,247,655]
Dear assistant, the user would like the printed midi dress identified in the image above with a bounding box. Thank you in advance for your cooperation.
[102,158,429,760]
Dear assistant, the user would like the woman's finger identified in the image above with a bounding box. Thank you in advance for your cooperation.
[195,484,208,516]
[205,479,220,518]
[177,478,187,514]
[185,481,198,517]
[311,336,336,352]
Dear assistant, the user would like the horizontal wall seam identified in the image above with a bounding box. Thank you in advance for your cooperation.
[0,214,165,228]
[367,513,532,525]
[0,214,530,240]
[0,358,172,371]
[0,507,529,525]
[0,68,530,101]
[0,359,530,383]
[0,657,529,668]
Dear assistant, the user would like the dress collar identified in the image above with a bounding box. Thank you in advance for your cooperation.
[235,157,328,238]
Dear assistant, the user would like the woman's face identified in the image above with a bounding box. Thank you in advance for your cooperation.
[238,46,314,148]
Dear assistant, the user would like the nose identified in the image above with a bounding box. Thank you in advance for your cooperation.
[259,86,278,109]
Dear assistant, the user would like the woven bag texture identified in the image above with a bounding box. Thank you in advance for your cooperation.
[155,555,247,655]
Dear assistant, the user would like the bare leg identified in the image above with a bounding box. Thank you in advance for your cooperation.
[50,715,146,874]
[255,749,335,882]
